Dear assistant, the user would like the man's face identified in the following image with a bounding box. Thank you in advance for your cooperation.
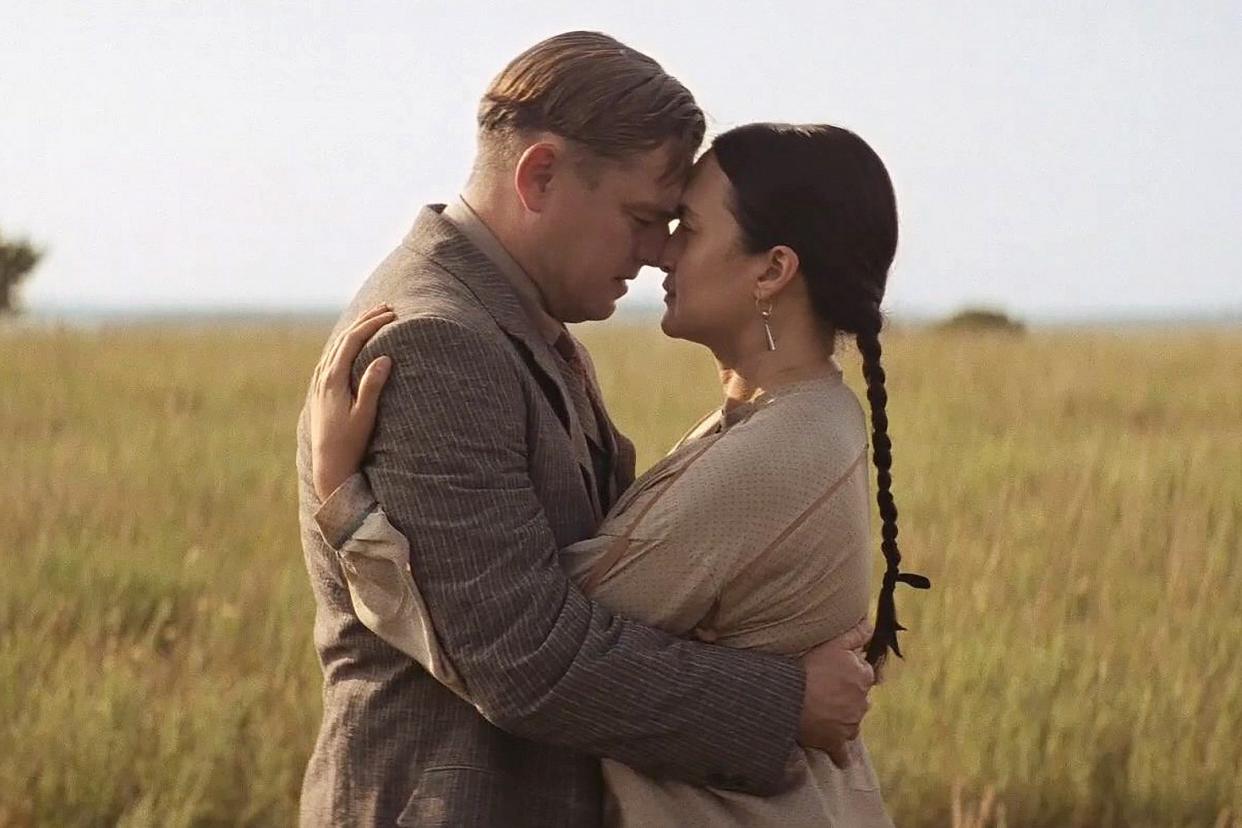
[534,143,684,323]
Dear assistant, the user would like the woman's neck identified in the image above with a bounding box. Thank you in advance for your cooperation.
[716,320,838,412]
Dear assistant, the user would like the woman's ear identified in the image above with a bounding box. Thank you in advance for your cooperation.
[754,245,801,303]
[513,141,560,213]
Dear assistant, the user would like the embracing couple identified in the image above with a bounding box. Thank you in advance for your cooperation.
[296,30,929,827]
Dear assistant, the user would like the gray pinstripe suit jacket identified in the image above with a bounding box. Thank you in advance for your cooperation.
[296,205,805,826]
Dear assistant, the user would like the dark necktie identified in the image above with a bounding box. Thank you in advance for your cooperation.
[553,331,612,509]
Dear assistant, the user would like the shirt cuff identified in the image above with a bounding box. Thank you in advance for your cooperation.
[313,472,379,549]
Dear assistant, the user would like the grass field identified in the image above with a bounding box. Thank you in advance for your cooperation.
[1,322,1240,827]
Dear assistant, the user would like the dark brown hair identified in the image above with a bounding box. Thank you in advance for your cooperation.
[477,31,705,183]
[713,123,931,667]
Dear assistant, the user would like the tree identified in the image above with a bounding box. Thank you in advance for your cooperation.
[0,230,43,314]
[937,306,1026,334]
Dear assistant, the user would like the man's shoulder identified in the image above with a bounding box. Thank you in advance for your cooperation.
[367,312,513,376]
[354,244,495,331]
[323,243,513,372]
[358,253,522,384]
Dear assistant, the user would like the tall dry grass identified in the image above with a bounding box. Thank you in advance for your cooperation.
[1,322,1239,826]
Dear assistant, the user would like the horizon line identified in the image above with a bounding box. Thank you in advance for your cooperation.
[17,299,1242,326]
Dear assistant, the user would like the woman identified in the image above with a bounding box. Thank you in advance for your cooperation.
[309,123,928,826]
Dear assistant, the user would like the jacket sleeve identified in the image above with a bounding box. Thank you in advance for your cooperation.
[313,472,467,698]
[332,313,805,794]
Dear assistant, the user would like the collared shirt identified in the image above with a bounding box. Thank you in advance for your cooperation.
[442,196,613,512]
[443,197,565,346]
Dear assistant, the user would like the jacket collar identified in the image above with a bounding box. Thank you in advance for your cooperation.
[402,205,603,518]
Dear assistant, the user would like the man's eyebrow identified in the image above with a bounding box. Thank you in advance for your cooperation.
[626,200,678,221]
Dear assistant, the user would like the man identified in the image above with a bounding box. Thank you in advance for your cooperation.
[296,31,876,826]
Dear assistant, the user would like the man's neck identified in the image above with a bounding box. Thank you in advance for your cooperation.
[459,187,535,279]
[455,187,566,341]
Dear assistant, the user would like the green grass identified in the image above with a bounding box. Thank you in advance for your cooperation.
[1,323,1239,827]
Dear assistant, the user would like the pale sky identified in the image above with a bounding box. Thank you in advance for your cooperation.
[2,2,1239,319]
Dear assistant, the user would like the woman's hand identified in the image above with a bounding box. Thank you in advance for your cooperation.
[310,304,397,500]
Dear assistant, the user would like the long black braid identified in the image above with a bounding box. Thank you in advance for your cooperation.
[857,321,931,668]
[713,122,931,668]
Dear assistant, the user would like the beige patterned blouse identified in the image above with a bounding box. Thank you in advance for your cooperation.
[316,363,893,827]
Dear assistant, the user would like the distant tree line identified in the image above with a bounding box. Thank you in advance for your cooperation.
[937,307,1025,333]
[0,229,42,314]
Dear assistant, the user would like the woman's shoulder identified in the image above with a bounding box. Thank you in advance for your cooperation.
[670,407,724,451]
[655,384,864,516]
[733,379,867,463]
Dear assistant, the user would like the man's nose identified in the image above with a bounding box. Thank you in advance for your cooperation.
[639,227,671,268]
[639,245,663,269]
[654,239,678,274]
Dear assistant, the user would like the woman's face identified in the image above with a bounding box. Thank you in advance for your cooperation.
[658,154,767,355]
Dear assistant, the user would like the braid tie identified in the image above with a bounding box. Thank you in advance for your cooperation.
[856,322,931,668]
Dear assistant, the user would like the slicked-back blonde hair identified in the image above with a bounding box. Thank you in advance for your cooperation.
[476,31,705,184]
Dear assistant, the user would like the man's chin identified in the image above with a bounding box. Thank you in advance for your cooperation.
[576,301,618,324]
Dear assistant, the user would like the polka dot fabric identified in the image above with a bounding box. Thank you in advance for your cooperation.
[561,368,894,827]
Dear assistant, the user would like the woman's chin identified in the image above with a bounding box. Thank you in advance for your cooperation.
[659,308,679,338]
[660,311,698,345]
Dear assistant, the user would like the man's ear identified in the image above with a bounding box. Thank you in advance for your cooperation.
[514,141,560,213]
[754,245,801,303]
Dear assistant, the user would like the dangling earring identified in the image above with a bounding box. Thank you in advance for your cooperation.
[757,299,776,351]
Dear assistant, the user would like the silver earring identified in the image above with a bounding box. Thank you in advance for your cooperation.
[758,299,776,351]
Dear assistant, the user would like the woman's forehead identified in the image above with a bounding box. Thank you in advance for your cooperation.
[683,154,728,212]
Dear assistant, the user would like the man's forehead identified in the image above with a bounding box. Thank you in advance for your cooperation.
[623,191,682,218]
[611,146,690,212]
[620,173,686,217]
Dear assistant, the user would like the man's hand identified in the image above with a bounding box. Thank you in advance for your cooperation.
[798,619,876,768]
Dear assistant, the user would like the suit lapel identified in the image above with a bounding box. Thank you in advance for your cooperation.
[402,206,602,519]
